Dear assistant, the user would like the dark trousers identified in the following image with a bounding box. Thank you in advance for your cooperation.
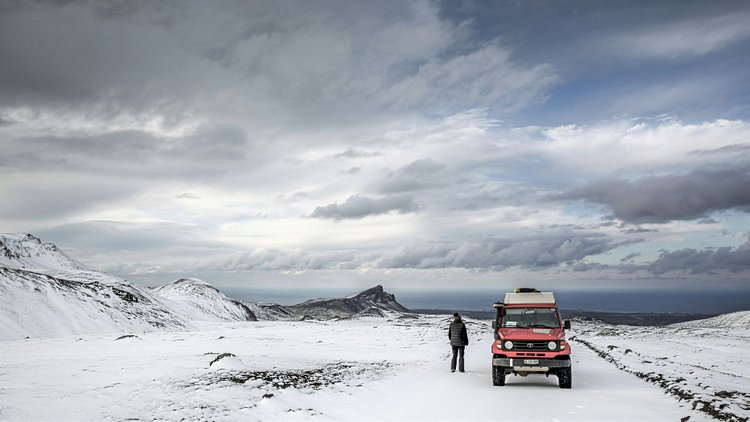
[451,346,465,372]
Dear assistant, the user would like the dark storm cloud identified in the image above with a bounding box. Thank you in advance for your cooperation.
[0,0,208,116]
[647,238,750,275]
[377,233,616,270]
[557,166,750,223]
[310,194,419,220]
[0,0,558,127]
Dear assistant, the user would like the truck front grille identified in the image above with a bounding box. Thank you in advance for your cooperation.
[513,341,548,351]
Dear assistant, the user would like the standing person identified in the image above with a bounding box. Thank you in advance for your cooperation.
[448,312,469,372]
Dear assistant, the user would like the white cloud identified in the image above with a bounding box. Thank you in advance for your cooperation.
[603,11,750,59]
[541,118,750,178]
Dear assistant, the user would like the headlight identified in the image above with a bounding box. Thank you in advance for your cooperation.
[547,341,557,350]
[504,340,514,350]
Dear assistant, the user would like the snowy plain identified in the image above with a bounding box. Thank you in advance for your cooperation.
[0,315,717,422]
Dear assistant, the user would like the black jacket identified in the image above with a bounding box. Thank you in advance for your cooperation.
[448,318,469,347]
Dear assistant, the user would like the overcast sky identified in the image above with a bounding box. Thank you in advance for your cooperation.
[2,0,749,295]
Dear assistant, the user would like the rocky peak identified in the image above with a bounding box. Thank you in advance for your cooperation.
[0,233,89,271]
[352,285,395,304]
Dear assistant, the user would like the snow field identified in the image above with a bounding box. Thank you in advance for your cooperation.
[571,319,750,421]
[0,316,710,421]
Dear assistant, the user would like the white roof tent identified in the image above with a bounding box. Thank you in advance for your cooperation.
[503,291,556,305]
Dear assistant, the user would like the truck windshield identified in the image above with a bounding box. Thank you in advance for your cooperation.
[502,307,560,328]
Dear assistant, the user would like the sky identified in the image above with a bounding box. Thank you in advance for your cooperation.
[1,0,750,297]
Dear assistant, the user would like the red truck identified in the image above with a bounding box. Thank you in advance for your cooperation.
[491,288,572,388]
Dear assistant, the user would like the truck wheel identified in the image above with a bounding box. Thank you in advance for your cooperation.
[558,367,572,389]
[492,365,506,386]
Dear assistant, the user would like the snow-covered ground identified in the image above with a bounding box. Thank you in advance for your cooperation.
[1,234,746,420]
[0,315,716,421]
[571,316,750,421]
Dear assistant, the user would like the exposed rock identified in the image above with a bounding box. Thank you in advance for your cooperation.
[287,285,410,319]
[209,353,237,367]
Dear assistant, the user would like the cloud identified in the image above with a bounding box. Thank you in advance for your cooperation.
[189,248,365,272]
[647,238,750,274]
[603,11,750,59]
[541,119,750,179]
[379,44,557,113]
[33,220,233,274]
[690,144,750,156]
[0,174,141,219]
[378,158,446,194]
[310,195,419,220]
[2,123,252,179]
[0,1,556,130]
[377,233,616,270]
[557,166,750,223]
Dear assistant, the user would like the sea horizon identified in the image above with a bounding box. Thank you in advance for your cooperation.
[224,286,750,315]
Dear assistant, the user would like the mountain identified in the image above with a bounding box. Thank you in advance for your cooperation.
[0,233,192,340]
[0,233,410,339]
[287,285,411,319]
[152,278,257,322]
[0,233,89,271]
[0,266,190,340]
[673,310,750,329]
[243,302,297,321]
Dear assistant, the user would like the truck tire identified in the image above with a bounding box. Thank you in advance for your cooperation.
[492,365,506,386]
[558,367,572,389]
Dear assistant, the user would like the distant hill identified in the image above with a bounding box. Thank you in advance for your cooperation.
[152,278,257,322]
[243,302,297,321]
[241,285,412,320]
[673,310,750,328]
[286,285,411,320]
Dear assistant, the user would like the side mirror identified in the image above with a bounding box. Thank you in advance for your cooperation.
[492,320,498,330]
[564,320,571,330]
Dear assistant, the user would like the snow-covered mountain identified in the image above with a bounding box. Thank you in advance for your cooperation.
[673,310,750,328]
[152,278,257,322]
[242,302,297,321]
[241,285,412,321]
[0,234,257,340]
[0,267,190,340]
[287,285,411,319]
[0,233,88,271]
